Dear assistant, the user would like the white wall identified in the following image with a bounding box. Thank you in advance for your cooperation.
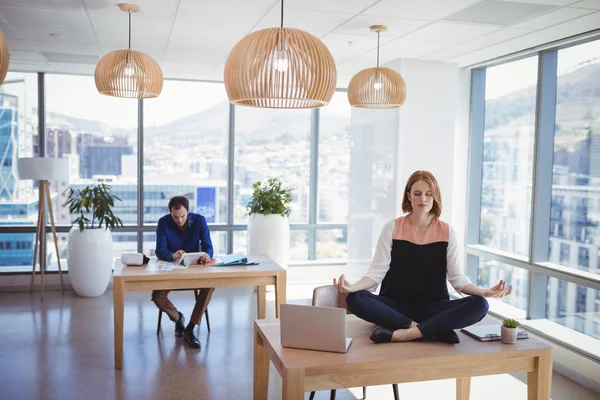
[387,58,462,225]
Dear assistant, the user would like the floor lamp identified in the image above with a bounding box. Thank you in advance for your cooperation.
[17,157,69,300]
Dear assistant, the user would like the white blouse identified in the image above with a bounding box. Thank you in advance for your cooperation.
[364,219,472,293]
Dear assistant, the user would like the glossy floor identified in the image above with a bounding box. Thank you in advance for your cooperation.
[0,287,597,400]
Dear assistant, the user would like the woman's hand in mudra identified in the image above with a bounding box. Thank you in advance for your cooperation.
[333,274,355,293]
[484,280,512,298]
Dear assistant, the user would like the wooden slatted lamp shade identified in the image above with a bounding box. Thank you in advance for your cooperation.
[0,27,9,86]
[224,1,336,108]
[94,3,163,99]
[348,25,407,108]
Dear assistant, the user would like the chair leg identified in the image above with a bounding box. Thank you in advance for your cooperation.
[330,389,336,400]
[309,392,315,400]
[362,386,367,399]
[205,308,211,332]
[157,309,163,335]
[392,383,399,400]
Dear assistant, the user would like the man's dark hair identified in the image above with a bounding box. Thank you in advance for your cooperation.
[168,196,189,212]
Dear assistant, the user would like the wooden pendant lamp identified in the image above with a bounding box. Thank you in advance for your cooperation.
[347,25,407,108]
[94,3,163,98]
[0,27,9,86]
[223,0,336,108]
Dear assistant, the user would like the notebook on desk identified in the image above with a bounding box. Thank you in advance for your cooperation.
[461,324,529,342]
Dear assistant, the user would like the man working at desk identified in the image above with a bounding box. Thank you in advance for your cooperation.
[152,196,214,349]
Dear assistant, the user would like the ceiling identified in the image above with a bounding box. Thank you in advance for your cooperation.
[1,0,599,86]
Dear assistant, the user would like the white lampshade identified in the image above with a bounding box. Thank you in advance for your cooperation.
[17,158,69,181]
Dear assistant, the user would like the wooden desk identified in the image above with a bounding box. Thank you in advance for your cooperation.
[113,255,286,370]
[254,315,552,400]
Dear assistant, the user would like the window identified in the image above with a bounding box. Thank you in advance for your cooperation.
[550,39,600,273]
[578,247,590,270]
[45,74,138,228]
[560,243,570,264]
[143,80,229,225]
[477,258,528,312]
[479,56,538,256]
[546,277,599,340]
[316,228,347,261]
[0,73,39,270]
[234,107,311,224]
[318,92,350,223]
[233,229,309,262]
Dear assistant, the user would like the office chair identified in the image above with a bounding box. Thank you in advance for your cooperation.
[308,285,400,400]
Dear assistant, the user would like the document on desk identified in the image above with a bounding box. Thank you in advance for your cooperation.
[151,260,189,271]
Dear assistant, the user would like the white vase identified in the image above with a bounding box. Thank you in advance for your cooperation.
[247,214,290,269]
[67,227,113,297]
[501,326,518,344]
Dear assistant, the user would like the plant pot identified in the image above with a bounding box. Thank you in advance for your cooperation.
[67,227,113,297]
[501,326,518,344]
[247,214,290,269]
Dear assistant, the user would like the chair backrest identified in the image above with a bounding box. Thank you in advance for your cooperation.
[311,285,351,314]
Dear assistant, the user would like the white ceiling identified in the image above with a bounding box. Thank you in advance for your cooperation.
[1,0,599,86]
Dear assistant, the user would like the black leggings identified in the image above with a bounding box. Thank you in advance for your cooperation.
[346,290,489,337]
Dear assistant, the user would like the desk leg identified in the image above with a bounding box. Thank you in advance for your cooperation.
[254,327,270,400]
[527,351,552,400]
[257,285,266,319]
[113,278,124,370]
[282,368,304,400]
[456,377,471,400]
[275,270,287,318]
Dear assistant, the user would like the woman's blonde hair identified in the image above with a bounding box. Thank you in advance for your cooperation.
[401,170,442,219]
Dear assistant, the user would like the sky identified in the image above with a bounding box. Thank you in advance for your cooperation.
[2,73,351,129]
[485,39,600,100]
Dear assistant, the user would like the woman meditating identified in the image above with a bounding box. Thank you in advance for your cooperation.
[335,170,512,344]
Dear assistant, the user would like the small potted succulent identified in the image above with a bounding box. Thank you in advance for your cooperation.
[501,318,520,344]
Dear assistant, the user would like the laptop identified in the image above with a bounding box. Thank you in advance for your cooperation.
[280,304,353,353]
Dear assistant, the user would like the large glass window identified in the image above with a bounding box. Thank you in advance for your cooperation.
[477,258,529,312]
[0,73,38,269]
[480,57,538,257]
[549,40,600,276]
[143,80,229,225]
[318,92,350,223]
[546,277,600,340]
[45,74,138,227]
[234,107,311,224]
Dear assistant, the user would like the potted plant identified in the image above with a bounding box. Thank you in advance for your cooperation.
[63,184,123,297]
[501,318,520,344]
[246,178,293,268]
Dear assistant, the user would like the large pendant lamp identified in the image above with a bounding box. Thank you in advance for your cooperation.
[347,25,407,108]
[0,27,9,86]
[94,3,163,98]
[223,0,336,108]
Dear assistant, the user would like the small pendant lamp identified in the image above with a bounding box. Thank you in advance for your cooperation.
[94,3,163,98]
[0,27,9,86]
[347,25,407,108]
[223,0,336,109]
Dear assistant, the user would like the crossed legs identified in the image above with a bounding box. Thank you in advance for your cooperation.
[346,290,489,343]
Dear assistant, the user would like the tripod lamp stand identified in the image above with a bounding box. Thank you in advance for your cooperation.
[17,157,69,300]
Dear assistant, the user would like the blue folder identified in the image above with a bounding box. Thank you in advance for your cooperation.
[213,253,259,266]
